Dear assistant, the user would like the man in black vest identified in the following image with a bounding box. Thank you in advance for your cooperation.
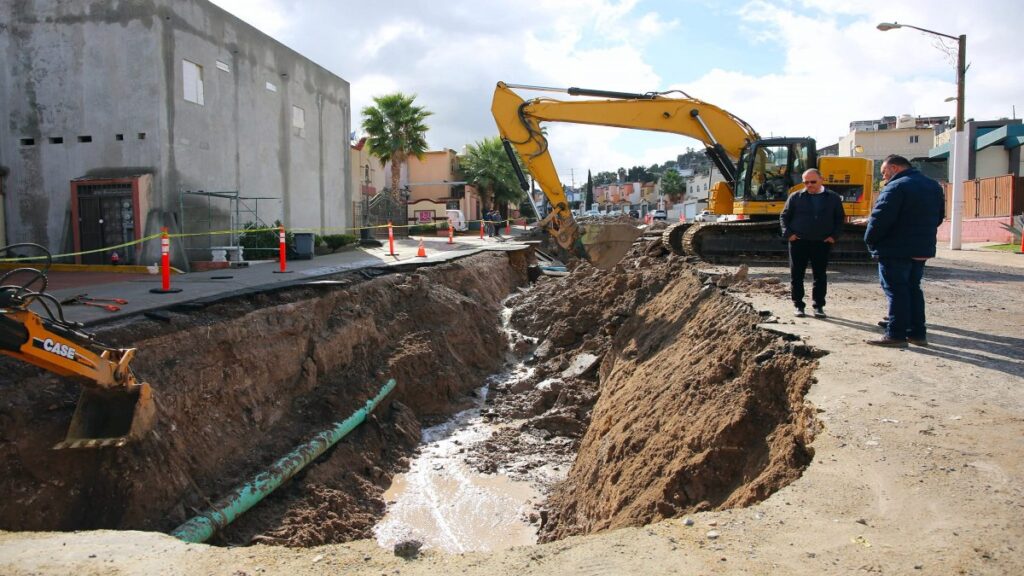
[780,168,846,318]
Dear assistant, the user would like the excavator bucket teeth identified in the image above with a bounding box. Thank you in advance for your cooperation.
[53,383,156,449]
[579,222,644,270]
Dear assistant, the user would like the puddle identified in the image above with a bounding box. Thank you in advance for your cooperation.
[374,301,544,553]
[373,385,541,553]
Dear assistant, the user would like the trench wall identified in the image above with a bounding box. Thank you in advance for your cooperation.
[0,252,527,541]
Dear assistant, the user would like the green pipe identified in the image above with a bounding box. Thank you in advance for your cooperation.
[171,378,396,543]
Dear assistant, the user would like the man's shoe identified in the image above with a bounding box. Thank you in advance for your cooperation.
[813,306,826,318]
[877,319,889,328]
[865,337,908,348]
[907,336,928,346]
[794,307,806,317]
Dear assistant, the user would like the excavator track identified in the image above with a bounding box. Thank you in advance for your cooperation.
[668,220,873,265]
[661,222,694,255]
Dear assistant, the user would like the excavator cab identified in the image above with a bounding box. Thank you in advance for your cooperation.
[0,244,156,449]
[731,138,816,216]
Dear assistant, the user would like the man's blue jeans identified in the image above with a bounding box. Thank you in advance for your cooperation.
[878,257,927,340]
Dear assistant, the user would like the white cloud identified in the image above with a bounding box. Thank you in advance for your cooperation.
[208,0,1023,185]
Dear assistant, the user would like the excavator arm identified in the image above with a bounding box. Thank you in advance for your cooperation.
[490,82,760,268]
[0,247,155,449]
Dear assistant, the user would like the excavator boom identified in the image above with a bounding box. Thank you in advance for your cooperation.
[491,81,759,268]
[491,82,875,265]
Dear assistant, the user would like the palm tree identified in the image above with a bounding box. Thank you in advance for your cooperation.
[658,168,686,203]
[360,93,433,202]
[459,137,525,216]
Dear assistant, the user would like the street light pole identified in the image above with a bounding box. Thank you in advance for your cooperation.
[877,22,966,249]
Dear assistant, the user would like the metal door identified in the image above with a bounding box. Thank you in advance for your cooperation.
[77,183,135,264]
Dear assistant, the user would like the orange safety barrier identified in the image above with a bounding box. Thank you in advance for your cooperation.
[149,227,182,294]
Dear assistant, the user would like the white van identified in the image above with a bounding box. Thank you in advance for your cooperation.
[446,209,468,231]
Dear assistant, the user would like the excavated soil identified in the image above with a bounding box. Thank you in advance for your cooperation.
[0,238,821,549]
[0,252,528,546]
[471,241,822,541]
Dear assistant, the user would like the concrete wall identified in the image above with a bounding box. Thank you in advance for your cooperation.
[0,0,351,264]
[0,1,165,252]
[975,147,1006,179]
[838,127,936,161]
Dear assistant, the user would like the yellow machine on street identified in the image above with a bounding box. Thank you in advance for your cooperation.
[491,82,875,264]
[0,244,155,449]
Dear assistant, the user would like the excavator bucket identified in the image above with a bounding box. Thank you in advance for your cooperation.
[54,382,156,449]
[579,222,644,270]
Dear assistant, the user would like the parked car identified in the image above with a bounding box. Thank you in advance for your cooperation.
[629,209,640,219]
[652,209,668,221]
[694,210,717,222]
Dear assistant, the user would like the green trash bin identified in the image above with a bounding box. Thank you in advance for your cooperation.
[293,232,315,260]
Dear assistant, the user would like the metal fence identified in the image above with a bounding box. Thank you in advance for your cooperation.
[364,189,409,238]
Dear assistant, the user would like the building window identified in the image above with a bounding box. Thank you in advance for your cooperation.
[292,105,305,137]
[115,134,124,141]
[78,135,92,143]
[183,59,204,105]
[20,138,35,146]
[49,137,64,144]
[909,135,919,144]
[215,60,230,73]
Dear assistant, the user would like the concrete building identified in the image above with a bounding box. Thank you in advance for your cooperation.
[0,0,352,266]
[930,119,1024,180]
[837,114,949,163]
[928,118,1024,243]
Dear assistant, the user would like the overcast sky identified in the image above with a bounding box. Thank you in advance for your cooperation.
[210,0,1022,184]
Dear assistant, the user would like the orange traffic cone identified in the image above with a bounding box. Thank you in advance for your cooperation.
[416,239,427,258]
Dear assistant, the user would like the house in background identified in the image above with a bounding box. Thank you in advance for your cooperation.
[377,150,484,230]
[0,0,352,267]
[837,114,950,179]
[929,118,1024,242]
[682,166,726,221]
[406,150,479,227]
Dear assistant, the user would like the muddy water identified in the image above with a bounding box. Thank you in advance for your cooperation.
[374,303,544,553]
[373,383,541,552]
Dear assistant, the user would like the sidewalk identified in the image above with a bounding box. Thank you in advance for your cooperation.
[22,230,533,327]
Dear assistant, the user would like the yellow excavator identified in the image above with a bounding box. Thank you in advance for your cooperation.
[491,82,875,265]
[0,244,155,449]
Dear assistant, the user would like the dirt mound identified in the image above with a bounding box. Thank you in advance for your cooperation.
[0,252,528,546]
[475,246,822,541]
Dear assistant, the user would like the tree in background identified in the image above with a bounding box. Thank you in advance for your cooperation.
[361,93,432,202]
[658,169,686,203]
[459,136,525,216]
[593,171,617,186]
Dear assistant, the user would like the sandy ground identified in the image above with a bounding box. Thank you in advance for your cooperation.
[1,244,1022,575]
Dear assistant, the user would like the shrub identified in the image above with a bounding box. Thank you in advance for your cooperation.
[322,234,357,251]
[408,224,437,235]
[238,220,293,259]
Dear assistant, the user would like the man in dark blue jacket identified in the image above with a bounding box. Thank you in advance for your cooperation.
[780,168,846,318]
[864,155,945,348]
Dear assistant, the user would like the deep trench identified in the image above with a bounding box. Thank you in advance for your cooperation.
[0,246,821,548]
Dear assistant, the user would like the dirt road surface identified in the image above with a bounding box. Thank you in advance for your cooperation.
[1,244,1021,575]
